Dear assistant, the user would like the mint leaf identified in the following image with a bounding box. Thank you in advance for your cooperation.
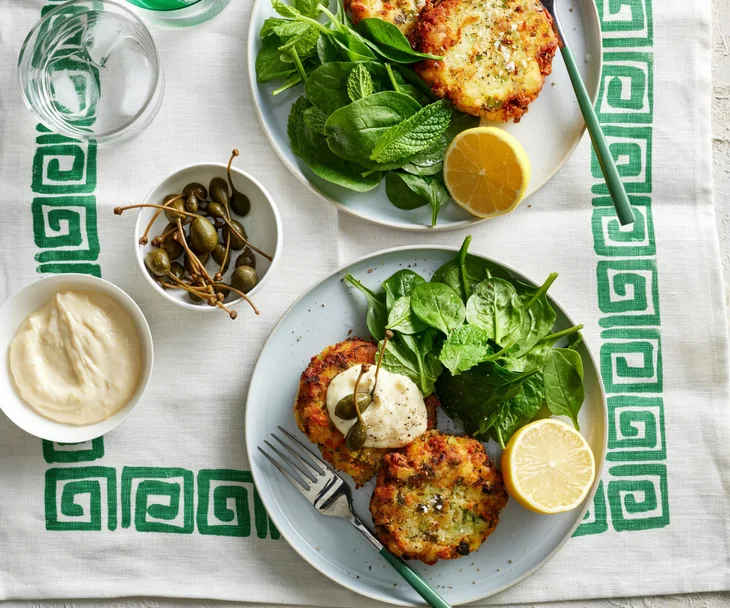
[439,325,494,375]
[272,0,300,18]
[303,106,327,134]
[370,100,452,164]
[346,64,374,102]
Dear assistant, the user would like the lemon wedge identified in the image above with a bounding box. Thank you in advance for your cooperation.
[443,127,530,219]
[501,419,596,514]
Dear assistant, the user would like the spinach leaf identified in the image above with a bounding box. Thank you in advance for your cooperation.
[293,0,319,16]
[384,172,450,226]
[488,374,545,447]
[465,277,525,349]
[438,325,494,375]
[324,91,422,169]
[432,254,512,302]
[400,142,444,176]
[331,30,378,62]
[567,331,584,350]
[385,172,430,210]
[317,34,340,63]
[303,106,327,134]
[435,362,540,438]
[344,274,388,340]
[260,17,309,40]
[411,282,465,334]
[393,65,438,101]
[378,335,421,388]
[512,273,558,357]
[289,97,382,191]
[382,269,425,308]
[256,36,297,83]
[400,330,442,396]
[543,348,584,429]
[355,18,442,63]
[347,63,374,101]
[370,100,452,164]
[305,62,389,116]
[386,296,427,334]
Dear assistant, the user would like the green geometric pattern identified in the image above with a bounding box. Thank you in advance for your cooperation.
[45,467,117,531]
[43,439,105,463]
[197,469,280,539]
[575,0,670,537]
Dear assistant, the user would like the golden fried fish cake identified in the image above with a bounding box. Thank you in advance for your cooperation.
[413,0,558,121]
[345,0,427,35]
[370,430,508,564]
[294,338,438,486]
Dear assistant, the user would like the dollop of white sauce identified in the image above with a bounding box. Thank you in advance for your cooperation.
[326,364,428,449]
[9,291,143,426]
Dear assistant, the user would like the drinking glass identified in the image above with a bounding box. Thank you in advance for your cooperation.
[18,0,164,143]
[124,0,231,27]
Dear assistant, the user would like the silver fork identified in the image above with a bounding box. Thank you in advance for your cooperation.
[258,427,451,608]
[541,0,635,226]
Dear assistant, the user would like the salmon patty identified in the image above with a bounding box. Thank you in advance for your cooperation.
[413,0,558,121]
[370,430,508,564]
[294,338,438,486]
[345,0,427,36]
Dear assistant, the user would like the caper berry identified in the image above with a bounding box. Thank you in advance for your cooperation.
[231,265,258,293]
[235,247,256,269]
[145,248,171,277]
[160,231,183,260]
[182,182,207,200]
[335,393,372,420]
[184,192,199,214]
[209,177,230,206]
[230,191,251,217]
[184,251,209,275]
[224,219,247,250]
[189,216,218,254]
[164,197,186,223]
[206,202,225,219]
[169,261,185,281]
[211,242,230,271]
[345,421,367,451]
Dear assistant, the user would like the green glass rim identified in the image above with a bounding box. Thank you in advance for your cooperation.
[126,0,204,11]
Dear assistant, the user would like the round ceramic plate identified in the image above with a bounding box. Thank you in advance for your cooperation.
[246,246,607,606]
[247,1,603,231]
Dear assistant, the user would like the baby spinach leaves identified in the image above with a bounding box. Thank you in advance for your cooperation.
[385,172,450,226]
[345,237,587,446]
[344,273,387,339]
[355,18,443,63]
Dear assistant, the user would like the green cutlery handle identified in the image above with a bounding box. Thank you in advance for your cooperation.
[559,45,635,226]
[379,548,452,608]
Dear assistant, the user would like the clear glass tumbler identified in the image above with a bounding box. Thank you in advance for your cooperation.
[124,0,231,27]
[18,0,164,143]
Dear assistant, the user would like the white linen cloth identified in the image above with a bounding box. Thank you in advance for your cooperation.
[0,0,728,605]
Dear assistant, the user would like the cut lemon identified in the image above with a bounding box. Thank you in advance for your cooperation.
[501,419,596,514]
[443,127,530,219]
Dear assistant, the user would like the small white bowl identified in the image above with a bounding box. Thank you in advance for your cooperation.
[0,274,154,442]
[134,163,283,312]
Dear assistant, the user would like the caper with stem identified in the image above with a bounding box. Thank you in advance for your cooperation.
[144,248,171,277]
[164,198,188,223]
[184,192,199,214]
[211,242,231,271]
[335,392,372,420]
[189,216,218,254]
[232,265,258,293]
[169,261,185,281]
[223,219,247,250]
[209,176,230,206]
[205,201,226,219]
[226,149,251,216]
[236,247,256,269]
[183,182,207,200]
[345,364,370,451]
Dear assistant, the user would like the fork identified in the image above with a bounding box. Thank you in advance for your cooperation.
[541,0,635,226]
[258,427,452,608]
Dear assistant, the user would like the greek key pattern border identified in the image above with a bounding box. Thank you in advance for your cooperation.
[575,0,669,536]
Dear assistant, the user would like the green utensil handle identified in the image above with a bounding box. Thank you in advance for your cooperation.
[559,45,635,226]
[379,548,452,608]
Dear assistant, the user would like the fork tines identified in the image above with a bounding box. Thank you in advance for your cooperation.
[258,427,341,505]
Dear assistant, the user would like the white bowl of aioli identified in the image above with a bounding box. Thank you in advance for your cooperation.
[0,274,154,442]
[133,162,283,313]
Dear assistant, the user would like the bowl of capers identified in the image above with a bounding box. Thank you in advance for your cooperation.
[122,151,282,318]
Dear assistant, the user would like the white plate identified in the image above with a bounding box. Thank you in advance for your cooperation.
[0,274,154,442]
[247,1,603,231]
[246,246,607,606]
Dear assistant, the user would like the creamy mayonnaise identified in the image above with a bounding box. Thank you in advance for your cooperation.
[9,291,143,426]
[326,364,428,449]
